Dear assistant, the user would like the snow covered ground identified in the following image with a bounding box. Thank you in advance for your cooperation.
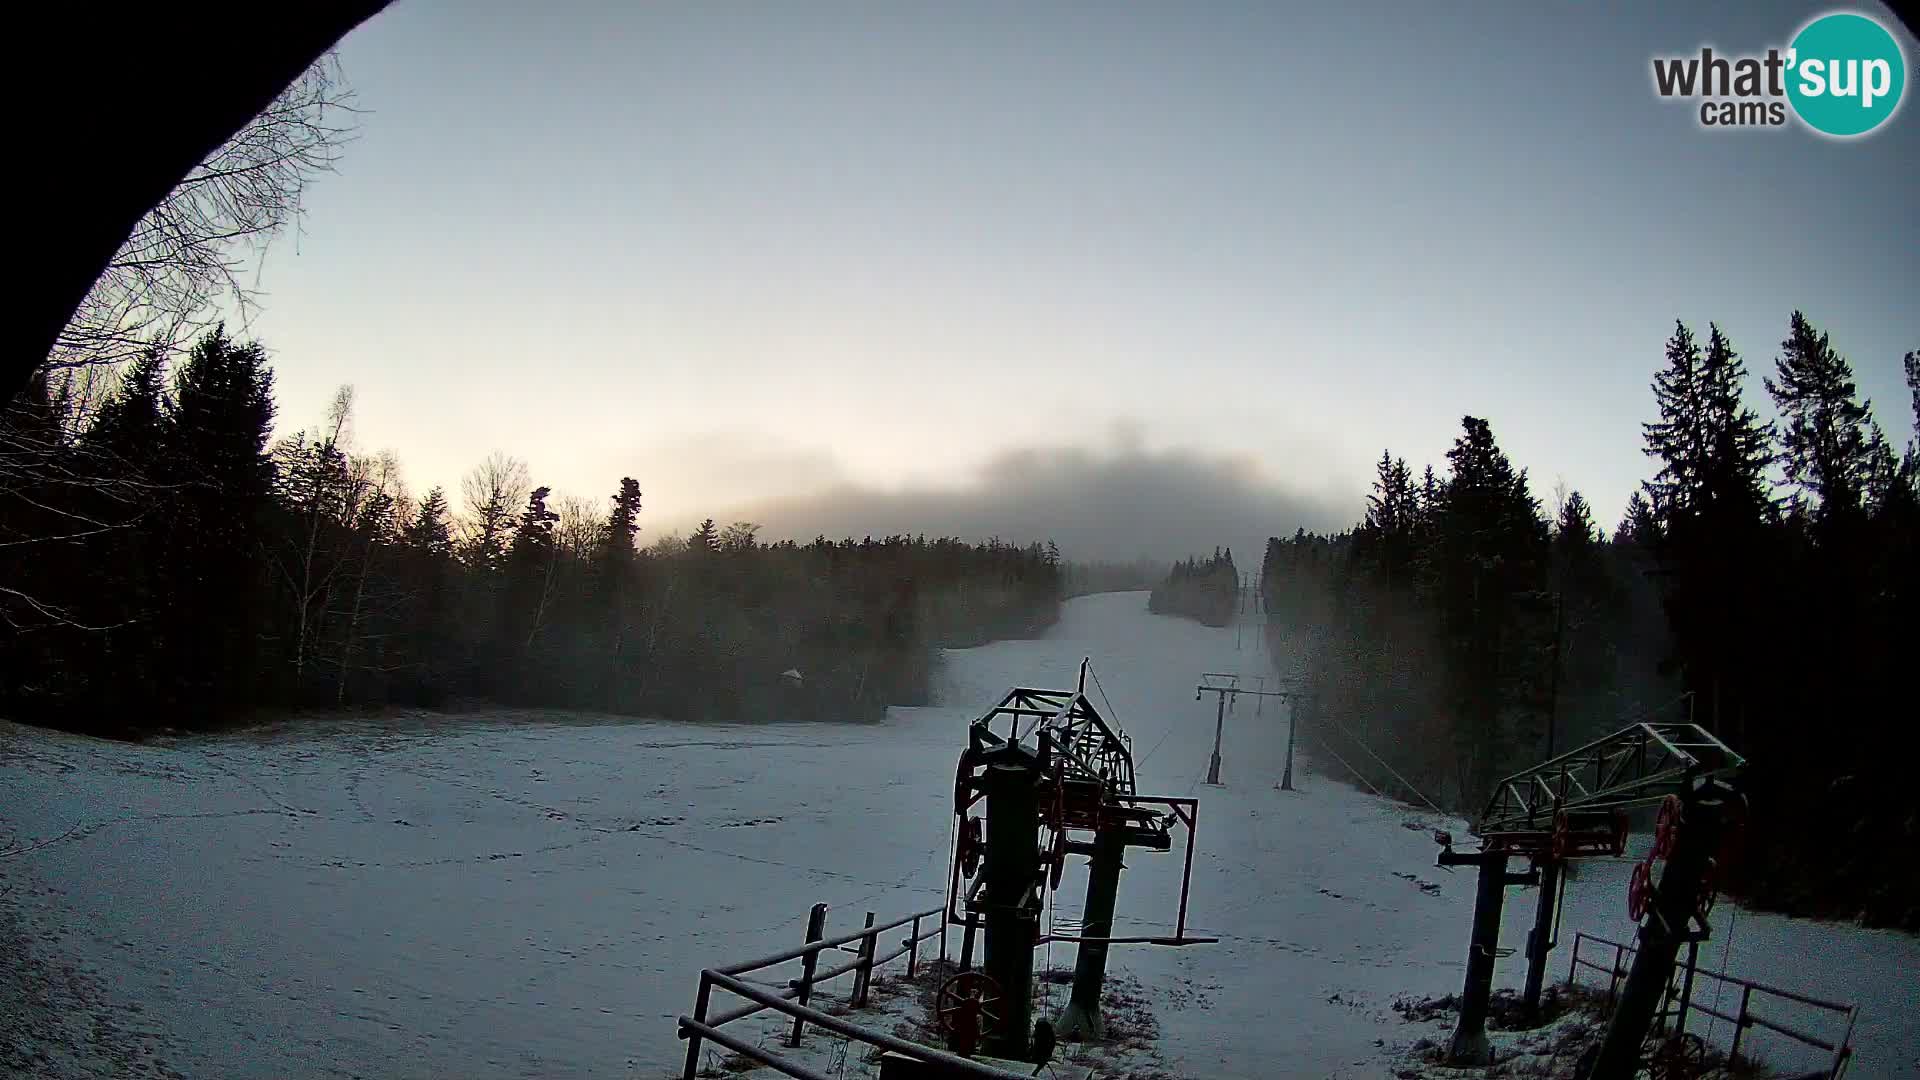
[2,591,1916,1078]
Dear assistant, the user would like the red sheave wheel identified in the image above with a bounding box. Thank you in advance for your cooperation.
[937,970,1004,1056]
[1628,859,1653,922]
[1652,795,1683,860]
[958,816,984,879]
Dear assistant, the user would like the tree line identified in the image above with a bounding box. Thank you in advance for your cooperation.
[1262,312,1916,928]
[1060,557,1164,599]
[1,329,1064,735]
[1148,548,1242,626]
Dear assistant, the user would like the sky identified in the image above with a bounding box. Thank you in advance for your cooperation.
[240,0,1920,563]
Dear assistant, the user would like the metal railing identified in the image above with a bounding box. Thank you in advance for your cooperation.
[678,901,1029,1080]
[1567,931,1857,1078]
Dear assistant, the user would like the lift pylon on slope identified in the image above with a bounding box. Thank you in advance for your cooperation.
[1430,720,1746,1071]
[1194,671,1307,789]
[944,661,1212,1063]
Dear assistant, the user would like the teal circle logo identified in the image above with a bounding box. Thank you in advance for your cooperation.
[1786,12,1907,137]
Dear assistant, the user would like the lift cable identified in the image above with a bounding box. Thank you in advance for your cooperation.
[1311,736,1388,800]
[1316,710,1447,814]
[1705,903,1740,1045]
[1132,690,1184,771]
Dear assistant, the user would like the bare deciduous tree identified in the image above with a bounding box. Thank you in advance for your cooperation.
[268,386,356,685]
[0,377,159,632]
[460,452,531,571]
[47,55,358,376]
[719,521,762,552]
[555,495,605,564]
[332,450,405,704]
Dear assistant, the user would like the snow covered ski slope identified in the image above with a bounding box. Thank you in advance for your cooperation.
[2,591,1915,1078]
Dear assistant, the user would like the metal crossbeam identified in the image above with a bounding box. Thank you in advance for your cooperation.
[1477,722,1745,836]
[973,685,1137,798]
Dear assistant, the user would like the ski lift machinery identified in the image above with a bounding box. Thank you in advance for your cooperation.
[941,660,1214,1062]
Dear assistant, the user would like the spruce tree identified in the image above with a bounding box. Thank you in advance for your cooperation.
[689,517,720,554]
[158,327,277,711]
[1905,349,1919,434]
[603,478,642,560]
[1642,321,1707,517]
[1428,416,1550,800]
[405,487,453,556]
[1637,322,1773,739]
[85,348,169,468]
[1697,324,1776,521]
[1766,311,1881,522]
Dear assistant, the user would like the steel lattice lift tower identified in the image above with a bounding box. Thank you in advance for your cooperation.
[941,661,1213,1063]
[1430,720,1746,1077]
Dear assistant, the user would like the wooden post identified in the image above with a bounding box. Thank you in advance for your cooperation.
[908,914,921,978]
[852,910,877,1008]
[788,903,828,1047]
[681,972,712,1080]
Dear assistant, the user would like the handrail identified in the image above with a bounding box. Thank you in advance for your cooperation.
[691,969,1037,1080]
[694,911,943,1031]
[678,1018,837,1080]
[717,904,940,976]
[1565,931,1856,1078]
[680,902,954,1080]
[1569,932,1854,1013]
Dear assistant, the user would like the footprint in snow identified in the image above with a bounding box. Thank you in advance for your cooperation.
[1393,871,1443,896]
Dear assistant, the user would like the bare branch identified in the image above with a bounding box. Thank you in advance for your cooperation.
[45,54,358,373]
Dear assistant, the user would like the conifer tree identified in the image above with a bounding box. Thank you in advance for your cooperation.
[405,487,453,556]
[159,327,277,710]
[85,349,169,468]
[688,517,720,554]
[1766,311,1882,522]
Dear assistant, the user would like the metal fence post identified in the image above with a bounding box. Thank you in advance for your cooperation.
[681,971,712,1080]
[908,914,921,979]
[939,911,949,965]
[1674,939,1699,1035]
[852,910,877,1008]
[1729,984,1753,1063]
[1830,1006,1857,1079]
[1567,934,1581,989]
[788,902,828,1047]
[1608,942,1623,1005]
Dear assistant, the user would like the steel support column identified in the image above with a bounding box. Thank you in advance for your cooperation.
[1278,695,1300,791]
[1206,692,1226,785]
[981,748,1041,1060]
[1587,784,1732,1080]
[1522,858,1562,1021]
[1055,825,1126,1041]
[1448,851,1510,1065]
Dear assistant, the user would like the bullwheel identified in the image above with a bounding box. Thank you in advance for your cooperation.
[936,970,1004,1057]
